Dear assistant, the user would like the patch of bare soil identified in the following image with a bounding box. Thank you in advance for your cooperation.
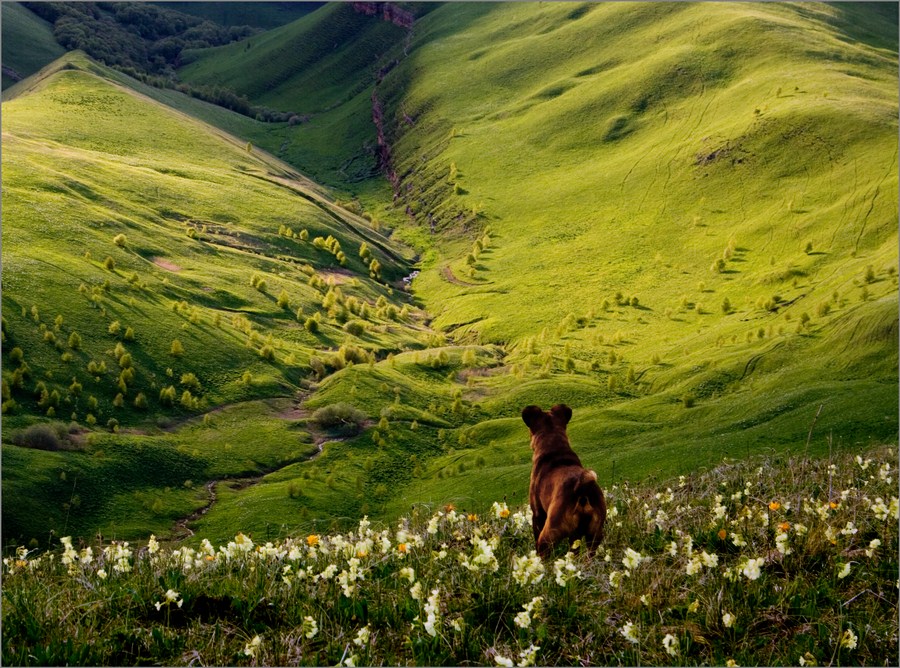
[152,257,182,272]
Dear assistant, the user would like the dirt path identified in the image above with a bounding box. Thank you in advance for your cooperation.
[441,265,480,286]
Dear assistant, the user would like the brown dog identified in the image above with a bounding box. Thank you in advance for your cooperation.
[522,404,606,557]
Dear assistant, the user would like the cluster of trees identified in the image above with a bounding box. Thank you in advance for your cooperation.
[23,2,257,73]
[22,2,302,123]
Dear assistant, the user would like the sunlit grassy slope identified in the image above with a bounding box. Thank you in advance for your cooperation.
[165,2,898,541]
[0,1,66,89]
[0,52,423,544]
[2,2,897,548]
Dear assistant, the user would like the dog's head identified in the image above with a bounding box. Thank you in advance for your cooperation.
[522,404,572,449]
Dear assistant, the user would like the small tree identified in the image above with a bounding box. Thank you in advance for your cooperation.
[113,234,127,247]
[103,256,116,271]
[277,290,291,309]
[68,331,82,350]
[170,339,184,356]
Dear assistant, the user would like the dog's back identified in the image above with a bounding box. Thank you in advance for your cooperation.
[523,404,606,556]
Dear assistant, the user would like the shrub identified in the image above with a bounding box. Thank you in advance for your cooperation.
[180,373,201,392]
[159,385,177,406]
[103,256,116,271]
[721,297,732,314]
[259,345,276,361]
[12,423,68,450]
[113,234,126,247]
[67,331,82,350]
[133,392,148,409]
[343,320,366,336]
[312,403,367,435]
[277,290,291,309]
[170,339,184,356]
[124,326,135,341]
[304,317,319,334]
[682,393,696,408]
[113,393,125,408]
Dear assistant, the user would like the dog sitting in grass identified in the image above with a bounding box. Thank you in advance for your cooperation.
[522,404,607,557]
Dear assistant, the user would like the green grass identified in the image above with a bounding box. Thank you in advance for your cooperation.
[2,446,897,666]
[0,2,66,90]
[2,2,897,555]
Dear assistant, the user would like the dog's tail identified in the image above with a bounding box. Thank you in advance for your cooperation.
[574,469,600,510]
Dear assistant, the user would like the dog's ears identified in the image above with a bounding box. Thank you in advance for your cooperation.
[521,405,548,432]
[550,404,572,427]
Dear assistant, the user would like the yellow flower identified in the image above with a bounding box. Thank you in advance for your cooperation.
[357,550,368,558]
[307,534,320,547]
[398,543,408,554]
[778,522,791,533]
[467,513,478,522]
[499,508,510,518]
[829,501,839,509]
[768,501,781,511]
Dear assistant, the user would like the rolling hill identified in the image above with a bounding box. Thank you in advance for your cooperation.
[1,2,897,548]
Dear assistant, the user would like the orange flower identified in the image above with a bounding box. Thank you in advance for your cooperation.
[467,513,478,522]
[778,522,790,533]
[205,555,215,562]
[768,501,781,511]
[444,504,456,512]
[829,501,839,509]
[397,543,408,554]
[307,534,320,547]
[499,508,510,519]
[717,529,727,540]
[357,550,368,558]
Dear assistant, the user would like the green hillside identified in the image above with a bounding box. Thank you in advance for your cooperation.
[1,2,897,549]
[1,2,66,89]
[0,52,424,545]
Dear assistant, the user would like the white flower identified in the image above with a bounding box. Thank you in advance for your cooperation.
[492,501,510,519]
[554,551,582,586]
[399,567,415,584]
[512,551,545,586]
[662,633,679,656]
[97,569,107,580]
[451,618,464,633]
[609,570,623,589]
[740,557,764,581]
[302,615,318,639]
[495,655,514,667]
[353,626,370,647]
[410,581,423,601]
[423,588,441,637]
[640,594,650,607]
[620,621,639,644]
[866,538,881,558]
[840,628,857,649]
[243,635,261,657]
[517,643,540,667]
[701,551,719,568]
[147,535,160,555]
[622,547,646,571]
[342,654,358,667]
[514,596,543,629]
[837,562,851,579]
[840,521,858,536]
[722,611,735,628]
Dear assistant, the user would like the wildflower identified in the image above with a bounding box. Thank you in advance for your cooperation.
[622,547,646,571]
[778,521,790,532]
[662,633,679,656]
[609,570,623,589]
[234,533,253,552]
[353,626,371,647]
[731,532,747,547]
[725,660,739,667]
[554,551,582,586]
[467,513,478,522]
[717,529,727,540]
[451,618,464,633]
[492,501,510,519]
[397,543,408,555]
[302,615,318,639]
[668,541,679,556]
[427,515,441,535]
[342,654,358,667]
[512,551,545,586]
[865,538,881,558]
[444,503,456,512]
[620,621,640,644]
[147,535,160,554]
[799,652,817,666]
[517,643,540,667]
[687,600,700,613]
[495,655,514,667]
[97,569,108,580]
[856,455,871,470]
[829,501,839,510]
[740,557,764,581]
[686,556,703,576]
[840,521,858,536]
[839,628,857,650]
[640,593,650,607]
[410,581,423,601]
[514,596,543,629]
[307,534,320,547]
[423,588,441,637]
[700,551,718,568]
[768,501,781,511]
[775,531,791,555]
[722,611,735,628]
[243,635,261,657]
[837,562,851,579]
[399,566,415,584]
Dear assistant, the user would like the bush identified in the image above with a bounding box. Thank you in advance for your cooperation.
[304,317,319,334]
[11,423,68,450]
[343,320,366,336]
[113,234,127,247]
[312,403,367,435]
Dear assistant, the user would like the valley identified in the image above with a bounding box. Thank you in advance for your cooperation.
[1,1,897,553]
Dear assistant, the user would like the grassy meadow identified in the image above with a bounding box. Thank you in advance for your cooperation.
[2,447,897,666]
[1,3,898,663]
